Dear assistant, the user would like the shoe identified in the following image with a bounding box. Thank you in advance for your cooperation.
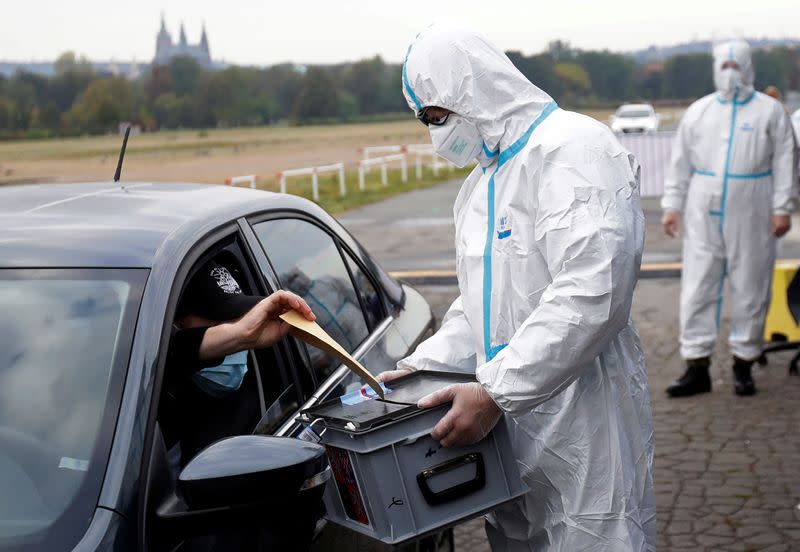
[666,357,712,397]
[732,356,756,396]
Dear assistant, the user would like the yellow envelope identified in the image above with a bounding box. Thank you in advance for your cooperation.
[279,310,384,399]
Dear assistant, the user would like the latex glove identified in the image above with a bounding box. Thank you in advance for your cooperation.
[662,210,681,238]
[772,214,791,237]
[376,368,413,383]
[418,382,502,448]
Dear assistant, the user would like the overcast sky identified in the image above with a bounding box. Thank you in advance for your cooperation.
[1,0,799,65]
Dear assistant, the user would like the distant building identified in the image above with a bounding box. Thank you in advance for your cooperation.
[153,14,212,68]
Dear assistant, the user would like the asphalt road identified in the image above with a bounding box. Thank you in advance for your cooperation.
[337,178,800,276]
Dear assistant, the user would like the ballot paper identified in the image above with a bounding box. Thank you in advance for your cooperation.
[279,309,384,399]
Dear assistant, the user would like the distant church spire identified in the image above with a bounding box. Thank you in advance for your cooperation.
[154,15,212,68]
[200,21,209,55]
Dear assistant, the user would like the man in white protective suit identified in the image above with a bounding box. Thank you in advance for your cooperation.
[379,24,656,551]
[662,40,797,398]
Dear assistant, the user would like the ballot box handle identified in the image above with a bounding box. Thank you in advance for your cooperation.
[416,452,486,506]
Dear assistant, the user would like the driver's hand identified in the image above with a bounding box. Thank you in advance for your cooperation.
[234,291,315,349]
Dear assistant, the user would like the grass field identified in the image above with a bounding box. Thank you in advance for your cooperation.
[0,105,685,212]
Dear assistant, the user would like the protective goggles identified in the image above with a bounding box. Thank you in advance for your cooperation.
[416,107,451,127]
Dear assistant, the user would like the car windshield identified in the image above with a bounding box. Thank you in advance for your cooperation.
[617,108,653,118]
[0,269,146,551]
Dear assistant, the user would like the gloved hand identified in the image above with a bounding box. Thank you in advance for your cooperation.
[376,368,413,383]
[418,382,502,448]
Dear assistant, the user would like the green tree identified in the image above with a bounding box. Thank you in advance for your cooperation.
[0,96,16,130]
[153,92,195,129]
[262,64,304,120]
[339,56,387,115]
[144,65,175,102]
[292,67,340,122]
[575,51,635,101]
[506,51,562,98]
[169,56,202,96]
[54,51,93,75]
[752,48,793,93]
[65,77,135,133]
[661,53,713,100]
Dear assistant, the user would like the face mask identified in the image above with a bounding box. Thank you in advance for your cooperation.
[191,350,248,398]
[717,68,743,97]
[428,114,483,168]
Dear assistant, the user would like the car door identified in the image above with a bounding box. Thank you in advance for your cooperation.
[242,214,450,552]
[141,228,313,551]
[242,213,429,436]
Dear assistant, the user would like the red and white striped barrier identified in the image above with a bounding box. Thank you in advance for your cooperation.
[224,175,257,189]
[277,162,346,201]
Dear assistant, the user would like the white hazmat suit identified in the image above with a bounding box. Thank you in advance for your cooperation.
[662,40,797,361]
[399,25,656,551]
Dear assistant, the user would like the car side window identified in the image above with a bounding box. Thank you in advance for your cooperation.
[252,218,370,382]
[344,252,385,329]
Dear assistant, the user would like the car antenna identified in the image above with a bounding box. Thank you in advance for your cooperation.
[113,125,131,189]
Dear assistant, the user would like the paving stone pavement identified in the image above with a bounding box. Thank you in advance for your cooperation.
[414,281,800,552]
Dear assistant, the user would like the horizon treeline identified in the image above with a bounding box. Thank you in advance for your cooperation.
[1,42,799,140]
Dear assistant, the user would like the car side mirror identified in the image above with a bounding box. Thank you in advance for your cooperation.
[154,435,329,543]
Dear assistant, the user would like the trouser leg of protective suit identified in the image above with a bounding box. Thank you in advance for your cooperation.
[724,193,776,361]
[680,214,726,360]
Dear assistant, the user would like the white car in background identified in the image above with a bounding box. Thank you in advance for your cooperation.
[609,103,660,133]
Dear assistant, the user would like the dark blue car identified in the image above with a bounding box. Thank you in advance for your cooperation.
[0,182,445,551]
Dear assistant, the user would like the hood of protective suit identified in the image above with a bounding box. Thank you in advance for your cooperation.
[402,24,554,155]
[713,40,755,102]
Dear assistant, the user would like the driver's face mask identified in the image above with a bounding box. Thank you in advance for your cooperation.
[428,114,484,168]
[191,350,248,398]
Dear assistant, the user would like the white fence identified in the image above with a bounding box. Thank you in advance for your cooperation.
[361,145,404,159]
[277,162,346,201]
[224,175,257,189]
[404,144,454,178]
[357,154,407,190]
[271,133,675,202]
[616,131,676,198]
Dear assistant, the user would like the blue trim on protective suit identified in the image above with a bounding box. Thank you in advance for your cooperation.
[482,101,558,362]
[696,169,772,180]
[482,142,499,158]
[730,170,771,179]
[498,102,559,168]
[718,92,739,231]
[708,90,740,328]
[402,45,422,111]
[483,169,500,361]
[716,91,755,106]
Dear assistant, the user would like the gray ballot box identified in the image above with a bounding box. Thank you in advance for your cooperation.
[299,371,527,545]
